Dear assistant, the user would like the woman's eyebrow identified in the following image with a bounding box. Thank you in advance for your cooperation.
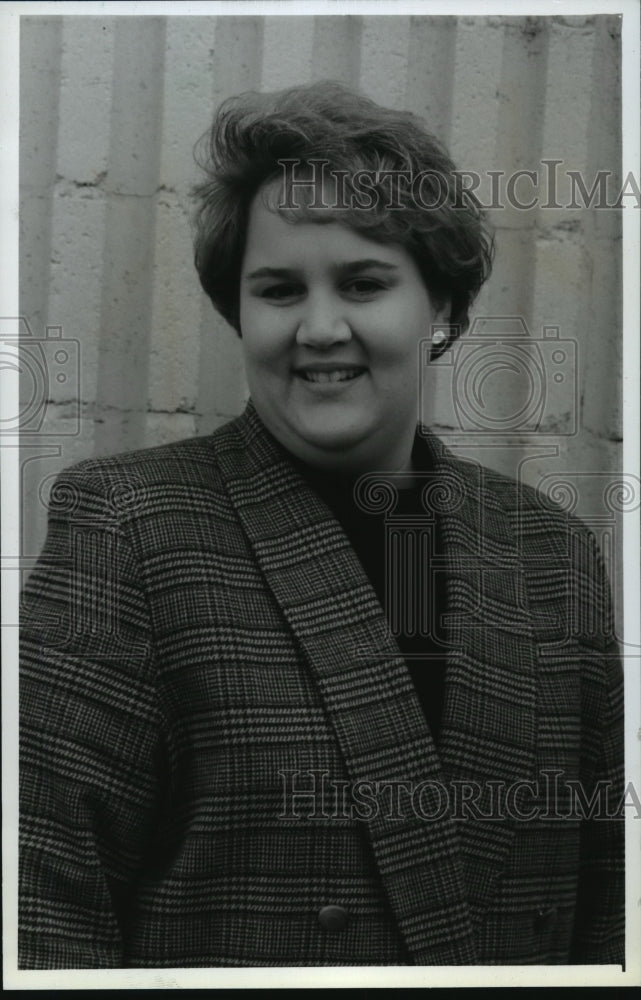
[336,259,399,276]
[244,266,299,281]
[245,259,399,281]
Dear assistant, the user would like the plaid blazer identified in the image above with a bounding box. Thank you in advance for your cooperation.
[19,402,624,968]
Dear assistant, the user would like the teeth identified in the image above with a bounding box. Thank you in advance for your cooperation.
[300,370,363,383]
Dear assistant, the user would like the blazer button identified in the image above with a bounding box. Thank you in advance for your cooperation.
[318,905,349,931]
[533,906,557,932]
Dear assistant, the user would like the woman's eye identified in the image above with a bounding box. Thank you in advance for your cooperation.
[344,278,385,297]
[260,283,302,301]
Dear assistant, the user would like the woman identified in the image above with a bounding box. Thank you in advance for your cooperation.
[19,82,624,968]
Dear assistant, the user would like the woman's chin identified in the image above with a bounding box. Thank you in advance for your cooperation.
[291,418,370,457]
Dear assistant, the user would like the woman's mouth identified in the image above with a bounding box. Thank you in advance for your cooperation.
[296,367,366,384]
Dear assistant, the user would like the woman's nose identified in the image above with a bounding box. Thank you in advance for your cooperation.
[295,296,351,347]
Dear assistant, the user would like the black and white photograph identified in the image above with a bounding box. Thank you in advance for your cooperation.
[2,0,640,989]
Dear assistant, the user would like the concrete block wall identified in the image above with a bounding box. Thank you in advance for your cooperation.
[19,13,626,624]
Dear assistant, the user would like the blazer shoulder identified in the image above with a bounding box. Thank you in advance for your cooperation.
[441,444,593,539]
[426,437,602,576]
[50,422,239,492]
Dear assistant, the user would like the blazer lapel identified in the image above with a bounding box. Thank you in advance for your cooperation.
[421,429,538,923]
[214,403,537,962]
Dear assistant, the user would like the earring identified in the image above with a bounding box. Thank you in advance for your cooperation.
[432,328,447,346]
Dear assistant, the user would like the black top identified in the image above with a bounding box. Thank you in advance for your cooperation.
[291,432,447,744]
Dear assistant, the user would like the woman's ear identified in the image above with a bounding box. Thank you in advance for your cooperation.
[430,299,459,361]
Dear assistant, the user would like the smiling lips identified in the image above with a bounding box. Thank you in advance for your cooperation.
[295,365,367,384]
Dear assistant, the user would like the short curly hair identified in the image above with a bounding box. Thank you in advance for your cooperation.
[192,81,494,347]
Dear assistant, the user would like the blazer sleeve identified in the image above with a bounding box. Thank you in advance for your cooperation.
[569,526,625,966]
[19,464,166,969]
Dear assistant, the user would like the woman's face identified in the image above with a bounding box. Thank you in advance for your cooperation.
[239,188,449,475]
